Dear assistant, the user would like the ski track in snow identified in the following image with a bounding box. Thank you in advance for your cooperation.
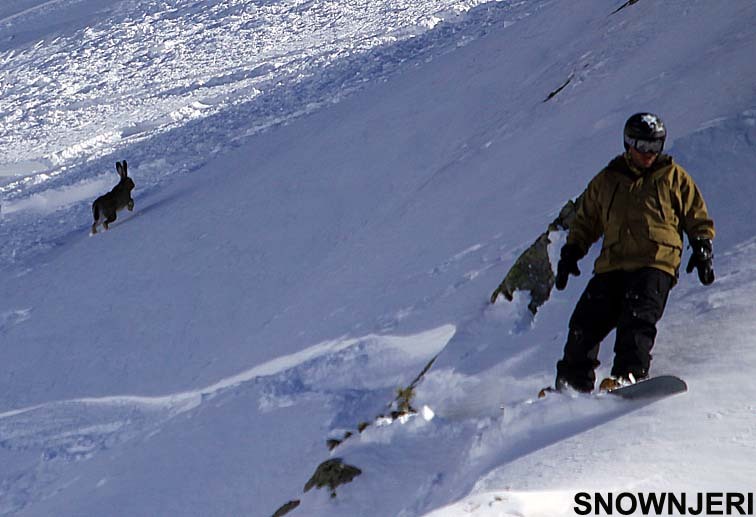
[416,239,756,517]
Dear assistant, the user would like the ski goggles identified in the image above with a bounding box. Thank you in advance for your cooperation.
[624,136,664,154]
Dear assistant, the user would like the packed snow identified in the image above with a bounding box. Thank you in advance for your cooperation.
[1,0,755,515]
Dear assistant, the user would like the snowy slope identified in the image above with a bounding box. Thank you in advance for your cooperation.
[1,0,755,516]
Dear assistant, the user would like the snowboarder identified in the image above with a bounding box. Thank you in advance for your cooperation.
[550,113,715,393]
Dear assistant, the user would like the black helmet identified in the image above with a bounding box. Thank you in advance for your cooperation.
[623,112,666,153]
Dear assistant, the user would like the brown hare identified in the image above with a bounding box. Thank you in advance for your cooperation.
[91,160,135,234]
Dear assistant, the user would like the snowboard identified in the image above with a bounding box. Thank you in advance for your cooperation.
[606,374,687,400]
[537,375,687,400]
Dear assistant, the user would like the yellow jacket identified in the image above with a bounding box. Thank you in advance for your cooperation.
[568,154,715,277]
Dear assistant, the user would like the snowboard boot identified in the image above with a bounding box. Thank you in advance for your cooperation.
[599,373,637,392]
[537,376,576,398]
[537,386,555,399]
[538,376,566,398]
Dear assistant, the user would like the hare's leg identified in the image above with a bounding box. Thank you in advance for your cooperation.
[127,199,134,211]
[92,201,101,234]
[103,211,117,230]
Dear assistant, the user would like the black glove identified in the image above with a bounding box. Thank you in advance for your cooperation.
[686,238,714,285]
[555,244,582,291]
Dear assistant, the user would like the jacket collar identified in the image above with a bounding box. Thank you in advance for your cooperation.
[608,153,672,179]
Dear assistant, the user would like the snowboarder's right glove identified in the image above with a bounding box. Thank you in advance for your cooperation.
[686,237,715,285]
[555,243,582,290]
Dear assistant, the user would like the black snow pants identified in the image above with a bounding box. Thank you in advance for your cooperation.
[555,267,675,392]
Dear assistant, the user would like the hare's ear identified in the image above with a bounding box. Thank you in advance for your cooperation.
[116,161,125,179]
[121,160,128,176]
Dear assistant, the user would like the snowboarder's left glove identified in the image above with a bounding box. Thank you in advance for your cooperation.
[555,244,582,290]
[686,238,714,286]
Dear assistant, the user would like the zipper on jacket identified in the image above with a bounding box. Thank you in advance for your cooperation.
[605,183,620,223]
[654,182,667,220]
